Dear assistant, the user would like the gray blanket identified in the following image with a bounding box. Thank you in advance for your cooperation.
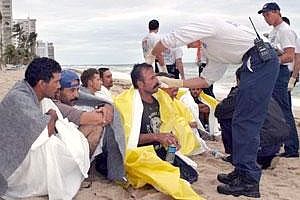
[0,80,49,195]
[75,87,126,181]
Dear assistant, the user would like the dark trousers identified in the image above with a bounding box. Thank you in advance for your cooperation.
[219,119,233,154]
[95,126,125,181]
[166,63,180,79]
[203,85,215,98]
[272,67,299,154]
[232,47,279,182]
[198,63,215,98]
[219,119,280,160]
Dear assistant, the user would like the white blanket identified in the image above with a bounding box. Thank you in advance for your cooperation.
[179,89,221,136]
[3,98,90,200]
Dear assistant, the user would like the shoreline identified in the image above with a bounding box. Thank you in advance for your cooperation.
[1,68,300,200]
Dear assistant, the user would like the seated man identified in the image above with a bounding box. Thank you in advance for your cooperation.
[54,70,126,182]
[190,87,210,130]
[77,68,102,108]
[115,63,203,200]
[158,72,208,154]
[95,67,114,102]
[215,67,289,169]
[0,58,89,199]
[75,68,125,182]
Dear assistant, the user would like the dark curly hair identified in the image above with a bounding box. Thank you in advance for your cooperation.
[149,19,159,31]
[25,57,62,87]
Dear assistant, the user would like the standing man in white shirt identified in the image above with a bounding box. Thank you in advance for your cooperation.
[149,16,279,198]
[142,19,166,73]
[164,47,185,79]
[259,3,299,158]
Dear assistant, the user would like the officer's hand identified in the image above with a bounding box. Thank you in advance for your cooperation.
[288,77,297,91]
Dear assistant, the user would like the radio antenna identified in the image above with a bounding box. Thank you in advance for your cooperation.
[249,17,261,39]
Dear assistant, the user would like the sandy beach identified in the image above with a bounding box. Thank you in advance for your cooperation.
[1,68,300,200]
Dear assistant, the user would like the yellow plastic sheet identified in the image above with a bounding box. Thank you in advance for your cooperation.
[115,88,205,200]
[155,90,201,155]
[199,92,219,109]
[125,146,204,200]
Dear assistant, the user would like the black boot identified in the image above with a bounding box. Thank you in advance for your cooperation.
[217,170,238,184]
[217,175,260,198]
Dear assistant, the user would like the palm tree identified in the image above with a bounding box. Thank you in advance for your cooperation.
[3,44,17,64]
[10,23,38,64]
[26,32,37,57]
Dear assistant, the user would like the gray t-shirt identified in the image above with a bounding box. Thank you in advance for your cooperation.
[54,100,83,126]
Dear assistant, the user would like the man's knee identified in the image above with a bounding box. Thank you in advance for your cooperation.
[79,125,103,153]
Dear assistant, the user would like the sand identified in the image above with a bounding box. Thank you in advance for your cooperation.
[1,68,300,200]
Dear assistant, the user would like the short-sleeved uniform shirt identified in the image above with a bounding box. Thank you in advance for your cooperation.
[268,21,297,71]
[160,16,257,84]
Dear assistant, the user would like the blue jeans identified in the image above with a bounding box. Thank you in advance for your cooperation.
[273,66,299,154]
[219,118,280,161]
[232,47,279,182]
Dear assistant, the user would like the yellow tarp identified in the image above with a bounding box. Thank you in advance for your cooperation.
[199,92,218,109]
[114,88,204,200]
[154,89,201,155]
[176,89,219,109]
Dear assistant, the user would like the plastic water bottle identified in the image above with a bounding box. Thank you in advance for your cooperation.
[211,149,225,159]
[204,124,209,132]
[165,144,177,164]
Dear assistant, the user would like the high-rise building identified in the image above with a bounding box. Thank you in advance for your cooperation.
[0,0,12,49]
[47,42,54,59]
[36,40,47,57]
[36,40,55,59]
[14,17,36,36]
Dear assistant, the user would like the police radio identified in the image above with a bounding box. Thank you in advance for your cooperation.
[249,17,272,62]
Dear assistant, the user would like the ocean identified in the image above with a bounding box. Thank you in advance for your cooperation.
[65,63,300,110]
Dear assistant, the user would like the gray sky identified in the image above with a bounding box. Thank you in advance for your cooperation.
[13,0,300,65]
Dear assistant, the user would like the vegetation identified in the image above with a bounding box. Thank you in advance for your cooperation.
[1,23,37,66]
[3,23,38,65]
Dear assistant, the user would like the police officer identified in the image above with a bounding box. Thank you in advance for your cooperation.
[259,3,299,158]
[148,15,279,198]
